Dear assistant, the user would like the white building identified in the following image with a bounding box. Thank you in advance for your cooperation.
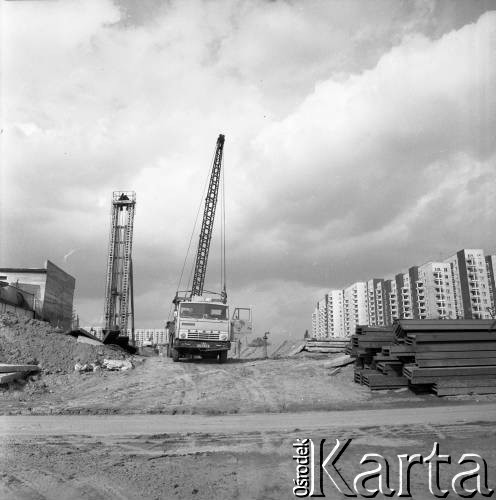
[311,248,496,332]
[344,282,368,337]
[367,279,388,326]
[327,289,345,337]
[485,255,496,315]
[134,328,167,346]
[395,272,414,319]
[311,308,318,337]
[445,249,492,319]
[384,279,398,324]
[416,261,456,319]
[82,327,167,346]
[317,297,328,338]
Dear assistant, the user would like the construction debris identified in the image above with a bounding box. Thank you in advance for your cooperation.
[286,342,306,356]
[102,359,133,371]
[350,320,496,396]
[0,363,40,385]
[0,313,134,375]
[304,338,349,354]
[322,354,355,369]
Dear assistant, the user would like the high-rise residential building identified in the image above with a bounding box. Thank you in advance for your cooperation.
[311,308,318,338]
[311,248,496,335]
[317,297,328,338]
[408,266,420,320]
[367,279,389,326]
[445,249,492,319]
[367,279,379,326]
[485,255,496,315]
[327,289,345,337]
[416,261,456,319]
[383,279,398,325]
[344,282,368,337]
[395,272,414,319]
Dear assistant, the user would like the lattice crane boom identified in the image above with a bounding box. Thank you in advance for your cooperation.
[190,134,225,301]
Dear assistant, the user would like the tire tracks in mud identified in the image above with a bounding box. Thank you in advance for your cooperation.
[0,469,131,500]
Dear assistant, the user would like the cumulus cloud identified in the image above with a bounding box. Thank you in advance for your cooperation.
[1,1,495,335]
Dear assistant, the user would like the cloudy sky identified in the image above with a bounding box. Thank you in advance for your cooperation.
[2,0,496,337]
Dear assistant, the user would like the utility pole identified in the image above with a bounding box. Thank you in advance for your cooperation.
[263,331,270,359]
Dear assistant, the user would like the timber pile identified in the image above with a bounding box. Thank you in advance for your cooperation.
[0,363,40,385]
[351,320,496,396]
[304,338,349,353]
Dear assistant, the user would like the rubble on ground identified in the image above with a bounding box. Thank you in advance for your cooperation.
[0,313,134,375]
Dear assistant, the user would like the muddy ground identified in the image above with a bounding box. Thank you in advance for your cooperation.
[1,406,496,499]
[2,354,490,416]
[2,350,496,499]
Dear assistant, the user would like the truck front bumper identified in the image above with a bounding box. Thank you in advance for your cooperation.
[174,340,231,351]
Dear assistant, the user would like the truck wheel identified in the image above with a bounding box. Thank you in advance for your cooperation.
[172,348,180,362]
[218,350,227,364]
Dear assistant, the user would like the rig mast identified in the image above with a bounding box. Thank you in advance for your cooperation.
[104,191,136,342]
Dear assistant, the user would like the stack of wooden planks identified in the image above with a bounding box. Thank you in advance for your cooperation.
[0,363,40,385]
[350,319,496,395]
[304,338,349,353]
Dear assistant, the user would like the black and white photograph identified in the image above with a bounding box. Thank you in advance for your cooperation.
[1,0,496,498]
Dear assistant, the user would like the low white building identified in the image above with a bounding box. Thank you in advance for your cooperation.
[82,327,167,346]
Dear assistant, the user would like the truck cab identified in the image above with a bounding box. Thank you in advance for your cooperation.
[168,296,232,363]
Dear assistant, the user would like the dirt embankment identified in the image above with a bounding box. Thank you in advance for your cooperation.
[0,313,132,374]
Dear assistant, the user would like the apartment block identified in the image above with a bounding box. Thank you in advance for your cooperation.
[311,308,318,337]
[408,266,420,320]
[327,289,346,337]
[486,255,496,314]
[83,327,167,346]
[446,249,492,319]
[344,282,368,337]
[367,279,390,327]
[317,297,328,338]
[416,261,456,319]
[383,279,398,324]
[311,248,496,335]
[395,272,414,319]
[134,328,167,346]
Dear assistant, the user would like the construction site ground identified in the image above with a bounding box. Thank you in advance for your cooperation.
[3,354,495,416]
[2,316,496,499]
[1,403,496,500]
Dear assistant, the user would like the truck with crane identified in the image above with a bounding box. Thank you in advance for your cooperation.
[167,134,252,363]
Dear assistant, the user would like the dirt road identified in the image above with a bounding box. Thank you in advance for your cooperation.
[1,404,496,500]
[0,356,428,415]
[2,403,495,436]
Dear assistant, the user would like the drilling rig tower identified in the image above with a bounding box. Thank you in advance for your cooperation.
[103,191,136,343]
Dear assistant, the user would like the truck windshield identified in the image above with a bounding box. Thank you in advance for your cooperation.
[180,303,228,320]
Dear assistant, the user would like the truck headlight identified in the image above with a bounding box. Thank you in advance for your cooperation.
[179,332,187,339]
[220,333,228,341]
